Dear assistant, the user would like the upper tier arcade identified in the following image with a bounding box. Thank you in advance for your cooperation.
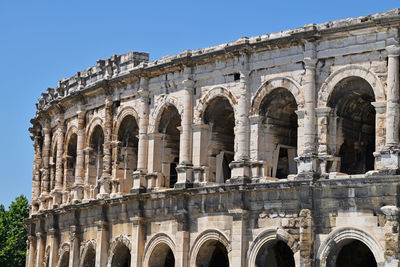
[30,8,400,214]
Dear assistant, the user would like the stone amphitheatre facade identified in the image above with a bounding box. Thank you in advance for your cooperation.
[25,9,400,267]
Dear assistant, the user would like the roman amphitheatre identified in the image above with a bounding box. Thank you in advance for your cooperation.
[25,9,400,267]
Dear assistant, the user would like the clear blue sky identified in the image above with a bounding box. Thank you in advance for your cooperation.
[0,0,397,207]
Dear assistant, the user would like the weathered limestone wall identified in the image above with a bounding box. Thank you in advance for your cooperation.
[26,9,400,267]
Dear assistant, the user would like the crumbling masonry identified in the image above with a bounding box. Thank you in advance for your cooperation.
[25,9,400,267]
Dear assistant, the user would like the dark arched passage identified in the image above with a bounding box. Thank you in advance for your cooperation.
[255,240,295,267]
[260,88,297,179]
[203,97,235,183]
[328,239,377,267]
[328,77,375,174]
[158,105,181,188]
[196,239,229,267]
[148,243,175,267]
[111,243,131,267]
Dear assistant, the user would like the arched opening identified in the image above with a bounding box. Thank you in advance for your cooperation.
[59,251,70,267]
[111,243,131,267]
[115,115,139,193]
[327,239,377,267]
[158,105,181,188]
[203,97,235,183]
[260,88,297,179]
[87,125,104,197]
[82,245,96,267]
[328,77,375,174]
[196,240,229,267]
[65,134,77,190]
[255,240,295,267]
[148,243,175,267]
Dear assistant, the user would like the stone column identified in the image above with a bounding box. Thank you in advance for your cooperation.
[97,98,113,199]
[69,225,80,267]
[372,102,387,171]
[315,107,339,175]
[32,134,42,213]
[249,115,264,181]
[35,232,45,267]
[229,209,248,267]
[229,55,251,183]
[47,228,59,267]
[192,124,210,184]
[95,221,109,267]
[297,44,317,179]
[132,77,149,193]
[385,45,400,147]
[52,119,65,207]
[130,217,145,267]
[40,127,51,210]
[380,206,400,266]
[176,66,194,188]
[73,110,86,203]
[146,133,164,188]
[27,235,37,267]
[379,45,400,172]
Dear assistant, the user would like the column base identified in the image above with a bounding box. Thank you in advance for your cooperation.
[375,147,400,172]
[110,179,121,198]
[295,153,319,180]
[96,175,110,199]
[51,189,62,208]
[131,169,147,193]
[227,160,251,184]
[72,183,84,204]
[175,164,193,189]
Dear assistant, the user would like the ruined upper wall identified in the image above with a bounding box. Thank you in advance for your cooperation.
[34,8,400,113]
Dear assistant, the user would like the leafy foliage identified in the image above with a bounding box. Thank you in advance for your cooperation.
[0,195,29,267]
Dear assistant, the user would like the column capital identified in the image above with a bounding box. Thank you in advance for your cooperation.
[386,45,400,57]
[43,127,51,135]
[95,220,108,230]
[47,228,58,237]
[371,101,387,114]
[303,58,317,69]
[315,107,333,117]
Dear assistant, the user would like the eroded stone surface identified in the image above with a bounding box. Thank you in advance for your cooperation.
[26,9,400,267]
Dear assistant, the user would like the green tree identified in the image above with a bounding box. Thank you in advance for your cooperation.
[0,195,29,267]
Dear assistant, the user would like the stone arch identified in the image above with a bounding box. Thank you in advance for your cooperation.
[85,117,104,147]
[107,235,132,267]
[57,243,70,267]
[251,77,304,115]
[79,240,96,267]
[318,65,386,107]
[149,94,184,133]
[143,233,176,267]
[316,227,385,267]
[114,106,140,141]
[64,126,78,152]
[247,228,299,267]
[189,229,231,267]
[194,86,238,124]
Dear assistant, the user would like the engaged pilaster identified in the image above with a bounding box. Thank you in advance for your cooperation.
[176,66,194,189]
[297,44,318,180]
[379,44,400,172]
[97,97,113,199]
[40,126,51,210]
[73,110,86,203]
[51,118,65,207]
[132,77,149,193]
[229,53,251,183]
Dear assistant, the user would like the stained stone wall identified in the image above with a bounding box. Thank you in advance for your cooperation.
[25,9,400,267]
